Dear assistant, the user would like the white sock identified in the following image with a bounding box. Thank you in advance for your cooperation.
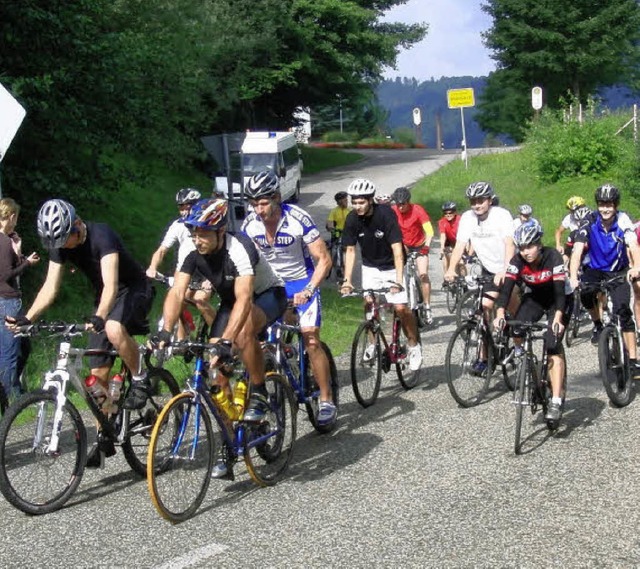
[551,397,562,405]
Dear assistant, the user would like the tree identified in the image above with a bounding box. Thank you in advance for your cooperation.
[478,0,640,138]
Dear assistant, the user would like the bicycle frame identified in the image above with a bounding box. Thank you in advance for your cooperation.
[363,289,403,366]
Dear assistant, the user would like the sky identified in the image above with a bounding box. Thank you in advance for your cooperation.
[382,0,496,81]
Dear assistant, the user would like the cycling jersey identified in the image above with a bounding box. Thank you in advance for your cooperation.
[342,204,403,270]
[560,212,581,232]
[574,211,635,272]
[391,203,433,247]
[160,218,195,272]
[456,206,513,274]
[180,232,283,305]
[327,206,351,232]
[242,203,320,281]
[438,214,460,247]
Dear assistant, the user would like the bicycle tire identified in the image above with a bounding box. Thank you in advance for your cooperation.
[445,283,457,314]
[445,320,493,407]
[499,335,518,392]
[456,289,477,327]
[395,323,425,390]
[514,359,529,455]
[410,274,429,330]
[147,392,215,523]
[565,297,581,347]
[0,385,7,417]
[245,372,296,486]
[350,320,383,407]
[122,367,181,476]
[304,342,340,434]
[598,325,632,407]
[334,246,344,281]
[0,390,87,515]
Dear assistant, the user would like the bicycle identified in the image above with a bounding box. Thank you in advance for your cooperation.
[581,273,633,407]
[444,276,467,315]
[0,322,180,515]
[509,320,566,455]
[564,292,587,347]
[347,287,426,408]
[147,337,296,523]
[264,310,339,433]
[327,229,345,282]
[404,250,430,330]
[445,275,516,407]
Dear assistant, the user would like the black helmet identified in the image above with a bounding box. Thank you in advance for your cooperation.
[595,183,620,205]
[393,186,411,204]
[334,191,348,202]
[442,201,457,212]
[37,199,77,249]
[245,170,280,200]
[176,188,201,206]
[465,182,494,200]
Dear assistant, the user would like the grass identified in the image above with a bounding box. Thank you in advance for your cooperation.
[300,145,363,175]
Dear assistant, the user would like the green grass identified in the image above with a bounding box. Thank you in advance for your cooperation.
[300,145,363,175]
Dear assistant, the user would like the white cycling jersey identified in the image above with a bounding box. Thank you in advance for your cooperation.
[161,219,195,272]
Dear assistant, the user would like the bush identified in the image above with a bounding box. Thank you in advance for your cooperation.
[321,130,359,143]
[392,127,417,147]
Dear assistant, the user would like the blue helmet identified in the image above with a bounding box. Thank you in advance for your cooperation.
[183,199,228,230]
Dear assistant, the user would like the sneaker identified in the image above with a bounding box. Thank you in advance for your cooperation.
[408,344,422,371]
[630,359,640,380]
[545,401,563,423]
[425,308,433,325]
[243,391,269,422]
[85,445,105,469]
[211,458,230,479]
[471,359,488,376]
[317,401,337,427]
[590,325,603,345]
[123,376,151,410]
[362,343,376,363]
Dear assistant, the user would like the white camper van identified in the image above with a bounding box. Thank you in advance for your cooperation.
[215,131,303,203]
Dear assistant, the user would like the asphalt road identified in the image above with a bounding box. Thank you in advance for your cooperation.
[3,148,640,568]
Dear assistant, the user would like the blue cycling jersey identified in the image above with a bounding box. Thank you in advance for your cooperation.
[575,211,634,272]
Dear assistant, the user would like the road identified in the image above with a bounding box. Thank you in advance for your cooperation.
[3,148,640,568]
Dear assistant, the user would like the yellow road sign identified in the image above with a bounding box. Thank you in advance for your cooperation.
[447,88,475,109]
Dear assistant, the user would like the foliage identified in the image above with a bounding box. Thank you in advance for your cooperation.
[299,145,363,174]
[392,126,417,147]
[321,131,361,143]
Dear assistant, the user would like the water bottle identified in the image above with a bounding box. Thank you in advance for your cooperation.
[232,379,248,416]
[107,374,125,415]
[85,374,108,409]
[212,386,238,421]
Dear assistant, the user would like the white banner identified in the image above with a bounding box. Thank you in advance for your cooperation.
[0,82,26,162]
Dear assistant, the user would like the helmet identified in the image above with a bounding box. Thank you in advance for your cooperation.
[442,201,457,212]
[245,170,280,200]
[347,178,376,197]
[465,182,494,200]
[574,205,591,221]
[183,198,228,230]
[491,195,500,206]
[513,219,543,247]
[566,196,586,211]
[595,183,620,204]
[375,193,392,204]
[334,191,348,202]
[176,188,201,206]
[518,204,533,216]
[392,187,411,204]
[37,199,76,249]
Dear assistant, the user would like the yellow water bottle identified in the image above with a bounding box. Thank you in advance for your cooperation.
[232,379,248,417]
[212,386,238,421]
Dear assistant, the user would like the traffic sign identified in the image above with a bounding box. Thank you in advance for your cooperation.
[0,82,26,162]
[447,88,475,109]
[531,86,543,110]
[412,107,422,126]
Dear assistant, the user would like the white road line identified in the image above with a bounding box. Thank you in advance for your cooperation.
[155,543,229,569]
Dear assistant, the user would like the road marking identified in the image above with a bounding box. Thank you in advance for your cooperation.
[155,543,229,569]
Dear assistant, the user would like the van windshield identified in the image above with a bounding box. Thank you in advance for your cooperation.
[242,153,278,175]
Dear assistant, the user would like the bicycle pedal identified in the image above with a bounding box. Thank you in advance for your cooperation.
[85,445,105,469]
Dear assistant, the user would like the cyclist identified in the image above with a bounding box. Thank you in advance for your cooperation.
[339,179,422,371]
[569,184,640,373]
[374,193,393,205]
[493,220,569,423]
[438,201,461,277]
[444,182,515,374]
[8,199,154,464]
[146,188,215,337]
[325,191,351,234]
[512,204,533,231]
[391,186,434,325]
[555,196,586,257]
[156,198,287,475]
[241,171,336,427]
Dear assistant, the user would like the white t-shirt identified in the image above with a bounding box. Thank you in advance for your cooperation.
[161,219,195,272]
[560,212,580,232]
[457,206,514,274]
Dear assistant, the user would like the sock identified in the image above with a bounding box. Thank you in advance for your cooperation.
[131,373,146,383]
[551,397,563,405]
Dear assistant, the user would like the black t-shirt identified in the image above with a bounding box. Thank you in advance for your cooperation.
[342,204,403,270]
[49,221,146,301]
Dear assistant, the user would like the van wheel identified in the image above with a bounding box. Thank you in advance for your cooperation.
[290,183,300,204]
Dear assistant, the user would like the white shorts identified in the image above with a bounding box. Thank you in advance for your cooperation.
[361,265,408,305]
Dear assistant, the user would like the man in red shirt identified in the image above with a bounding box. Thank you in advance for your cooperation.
[437,201,461,277]
[391,187,434,325]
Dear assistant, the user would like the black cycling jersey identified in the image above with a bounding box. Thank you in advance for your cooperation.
[497,247,566,312]
[49,221,146,301]
[342,204,403,270]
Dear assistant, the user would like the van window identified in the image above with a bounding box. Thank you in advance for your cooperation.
[283,145,299,168]
[243,153,278,175]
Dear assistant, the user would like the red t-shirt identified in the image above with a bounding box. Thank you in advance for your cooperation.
[392,204,431,247]
[438,215,461,246]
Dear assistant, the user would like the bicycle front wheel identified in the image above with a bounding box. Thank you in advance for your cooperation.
[0,390,87,515]
[445,321,492,407]
[245,372,296,486]
[304,342,340,434]
[445,283,457,314]
[598,325,632,407]
[456,290,477,327]
[395,325,426,390]
[514,359,530,455]
[350,320,382,407]
[147,392,215,523]
[122,367,181,476]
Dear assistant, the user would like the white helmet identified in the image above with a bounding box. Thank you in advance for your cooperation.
[347,178,376,197]
[37,199,76,249]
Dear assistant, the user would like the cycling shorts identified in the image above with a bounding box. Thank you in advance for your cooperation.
[361,265,408,305]
[284,278,322,328]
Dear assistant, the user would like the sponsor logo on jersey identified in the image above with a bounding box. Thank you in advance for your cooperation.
[375,230,384,239]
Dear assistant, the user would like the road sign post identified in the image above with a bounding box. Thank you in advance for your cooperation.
[531,86,543,119]
[412,107,422,146]
[447,88,475,169]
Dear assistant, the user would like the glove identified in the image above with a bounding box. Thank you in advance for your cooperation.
[88,315,105,333]
[215,339,234,364]
[150,329,173,347]
[8,315,31,327]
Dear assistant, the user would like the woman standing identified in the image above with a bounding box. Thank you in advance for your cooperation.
[0,198,39,401]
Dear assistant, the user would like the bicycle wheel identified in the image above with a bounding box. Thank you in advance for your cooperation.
[0,385,7,417]
[514,359,530,455]
[395,323,426,390]
[244,372,296,486]
[0,390,87,515]
[410,274,429,330]
[445,283,457,314]
[147,392,215,523]
[565,297,581,347]
[445,320,493,407]
[598,325,632,407]
[350,320,383,407]
[498,335,517,392]
[335,246,344,281]
[304,342,340,434]
[122,367,181,476]
[456,290,477,327]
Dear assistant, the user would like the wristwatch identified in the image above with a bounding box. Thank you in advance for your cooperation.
[303,284,316,298]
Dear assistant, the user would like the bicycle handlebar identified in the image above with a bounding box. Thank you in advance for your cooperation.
[12,321,90,337]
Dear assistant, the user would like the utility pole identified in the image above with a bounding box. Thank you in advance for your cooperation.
[435,112,443,150]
